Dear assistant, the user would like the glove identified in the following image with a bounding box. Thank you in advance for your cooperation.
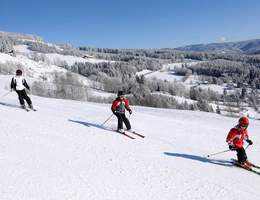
[129,110,132,115]
[112,110,117,115]
[246,139,253,145]
[229,145,236,151]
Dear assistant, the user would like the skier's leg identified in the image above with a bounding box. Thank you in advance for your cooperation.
[236,148,247,164]
[116,113,123,130]
[22,90,32,106]
[245,160,253,167]
[122,114,131,130]
[16,90,25,106]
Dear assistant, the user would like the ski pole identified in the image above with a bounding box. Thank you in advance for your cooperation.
[101,113,114,126]
[245,144,250,150]
[0,91,11,99]
[206,149,230,158]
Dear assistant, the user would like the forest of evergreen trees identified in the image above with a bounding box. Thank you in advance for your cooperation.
[2,33,260,113]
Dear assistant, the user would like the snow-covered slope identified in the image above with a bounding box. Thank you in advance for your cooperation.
[13,45,111,66]
[45,53,109,66]
[0,84,260,200]
[0,53,66,79]
[0,51,114,98]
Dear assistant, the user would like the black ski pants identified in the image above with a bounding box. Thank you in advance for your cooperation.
[115,113,131,130]
[236,147,247,164]
[16,89,32,106]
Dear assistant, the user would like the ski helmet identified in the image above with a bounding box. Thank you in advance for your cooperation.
[16,69,22,76]
[239,116,249,127]
[117,90,124,97]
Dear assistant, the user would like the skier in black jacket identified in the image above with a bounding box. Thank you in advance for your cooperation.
[10,69,34,110]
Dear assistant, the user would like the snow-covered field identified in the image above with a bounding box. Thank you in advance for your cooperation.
[0,84,260,200]
[143,62,225,95]
[13,45,33,54]
[139,62,201,82]
[13,45,111,66]
[146,70,184,82]
[45,53,109,66]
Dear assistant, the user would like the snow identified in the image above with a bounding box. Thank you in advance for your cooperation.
[45,53,110,66]
[0,77,260,200]
[46,43,64,51]
[0,53,66,77]
[90,89,115,98]
[146,70,184,82]
[136,69,152,76]
[240,107,260,120]
[143,62,200,82]
[173,95,196,104]
[13,45,33,54]
[194,84,224,94]
[13,45,112,66]
[164,62,201,69]
[184,74,200,84]
[0,52,19,64]
[0,52,95,85]
[144,63,185,82]
[151,92,196,104]
[0,53,114,100]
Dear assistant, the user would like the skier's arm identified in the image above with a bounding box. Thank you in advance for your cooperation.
[245,131,253,145]
[226,128,236,145]
[23,79,30,90]
[226,130,237,150]
[10,78,15,91]
[246,139,253,145]
[124,99,132,112]
[111,101,117,114]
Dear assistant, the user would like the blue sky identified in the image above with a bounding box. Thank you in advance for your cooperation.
[1,0,260,48]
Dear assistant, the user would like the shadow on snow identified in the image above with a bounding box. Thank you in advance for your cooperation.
[0,101,21,109]
[68,119,114,133]
[164,152,233,167]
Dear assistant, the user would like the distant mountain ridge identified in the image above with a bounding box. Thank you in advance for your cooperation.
[0,31,43,43]
[2,30,260,55]
[176,39,260,54]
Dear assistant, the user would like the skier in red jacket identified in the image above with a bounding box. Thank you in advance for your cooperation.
[111,91,132,133]
[226,116,253,168]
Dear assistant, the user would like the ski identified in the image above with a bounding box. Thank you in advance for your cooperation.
[22,107,30,112]
[28,105,37,111]
[249,163,260,169]
[125,130,145,138]
[20,105,30,112]
[121,132,135,139]
[252,164,260,169]
[231,159,260,169]
[231,161,260,175]
[113,130,135,139]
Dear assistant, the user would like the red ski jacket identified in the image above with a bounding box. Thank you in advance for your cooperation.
[111,97,131,114]
[226,126,249,148]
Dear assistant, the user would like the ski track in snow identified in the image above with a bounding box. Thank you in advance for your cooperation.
[0,86,260,200]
